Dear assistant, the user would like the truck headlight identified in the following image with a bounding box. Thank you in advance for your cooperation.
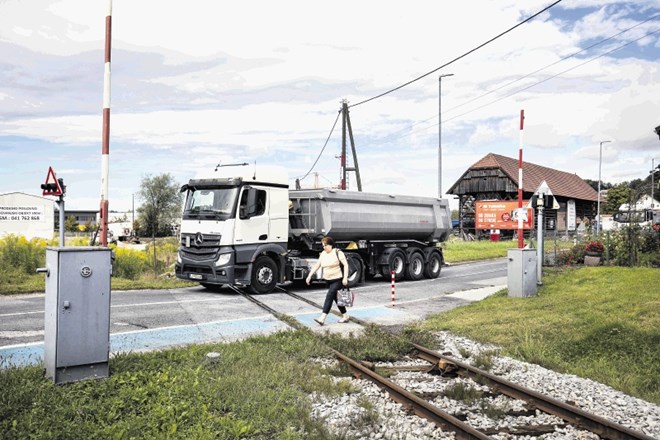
[215,253,231,267]
[176,252,182,264]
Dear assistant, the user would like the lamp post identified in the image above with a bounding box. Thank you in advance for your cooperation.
[597,140,611,234]
[438,73,453,198]
[652,159,655,209]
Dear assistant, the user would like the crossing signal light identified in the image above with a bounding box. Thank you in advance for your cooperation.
[41,167,64,196]
[41,182,58,192]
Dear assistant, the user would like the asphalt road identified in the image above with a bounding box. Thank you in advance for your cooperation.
[0,259,507,367]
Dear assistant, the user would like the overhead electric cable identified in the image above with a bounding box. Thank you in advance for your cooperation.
[442,13,660,116]
[441,26,660,125]
[349,0,564,108]
[363,16,660,146]
[297,109,342,181]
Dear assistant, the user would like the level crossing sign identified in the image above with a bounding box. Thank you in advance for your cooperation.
[526,180,559,210]
[41,166,64,197]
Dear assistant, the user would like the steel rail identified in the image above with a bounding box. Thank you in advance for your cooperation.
[412,344,654,440]
[275,286,371,326]
[228,285,305,331]
[333,349,492,440]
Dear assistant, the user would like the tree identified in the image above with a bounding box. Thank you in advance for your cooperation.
[137,174,182,237]
[584,178,612,193]
[64,215,78,232]
[604,183,630,214]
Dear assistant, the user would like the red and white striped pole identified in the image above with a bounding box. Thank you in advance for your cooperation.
[391,271,395,306]
[99,0,112,246]
[517,109,525,249]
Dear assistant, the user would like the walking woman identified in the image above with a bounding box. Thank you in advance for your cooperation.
[305,235,350,325]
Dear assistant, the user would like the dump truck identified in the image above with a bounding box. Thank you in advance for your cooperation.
[175,163,452,293]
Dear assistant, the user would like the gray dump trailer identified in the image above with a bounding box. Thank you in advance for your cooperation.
[175,164,452,293]
[288,188,451,243]
[286,188,451,287]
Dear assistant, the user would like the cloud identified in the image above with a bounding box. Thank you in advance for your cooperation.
[0,0,658,212]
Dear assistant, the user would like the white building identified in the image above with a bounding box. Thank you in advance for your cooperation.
[619,194,659,211]
[0,192,55,240]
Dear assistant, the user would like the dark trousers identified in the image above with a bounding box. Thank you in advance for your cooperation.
[322,278,347,315]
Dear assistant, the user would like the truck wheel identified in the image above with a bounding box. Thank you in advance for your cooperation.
[249,255,278,294]
[405,252,425,281]
[346,256,362,288]
[381,249,406,281]
[424,252,442,279]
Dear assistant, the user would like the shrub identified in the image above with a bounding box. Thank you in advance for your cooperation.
[144,237,180,273]
[0,235,48,275]
[585,240,604,254]
[112,248,150,279]
[556,242,586,265]
[608,225,659,267]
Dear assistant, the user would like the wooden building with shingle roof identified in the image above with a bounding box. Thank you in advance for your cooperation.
[447,153,598,236]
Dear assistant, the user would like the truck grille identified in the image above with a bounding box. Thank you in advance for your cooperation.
[180,233,221,262]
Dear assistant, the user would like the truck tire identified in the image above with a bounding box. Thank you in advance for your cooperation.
[249,255,278,294]
[405,252,425,281]
[346,255,362,288]
[424,252,442,279]
[381,249,406,281]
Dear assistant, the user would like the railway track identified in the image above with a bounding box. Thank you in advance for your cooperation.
[231,285,655,439]
[410,344,654,440]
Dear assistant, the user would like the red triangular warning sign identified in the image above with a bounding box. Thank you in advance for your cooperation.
[42,166,63,196]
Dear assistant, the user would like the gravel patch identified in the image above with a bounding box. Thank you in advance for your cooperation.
[310,331,660,439]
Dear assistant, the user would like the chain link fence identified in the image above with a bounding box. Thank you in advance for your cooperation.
[538,224,659,268]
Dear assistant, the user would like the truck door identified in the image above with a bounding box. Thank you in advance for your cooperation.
[234,186,270,245]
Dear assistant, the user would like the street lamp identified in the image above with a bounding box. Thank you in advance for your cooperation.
[597,140,611,233]
[438,73,454,198]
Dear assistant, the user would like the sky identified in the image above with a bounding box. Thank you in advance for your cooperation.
[1,0,659,212]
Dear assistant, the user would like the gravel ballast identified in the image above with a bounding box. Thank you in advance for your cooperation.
[311,331,660,439]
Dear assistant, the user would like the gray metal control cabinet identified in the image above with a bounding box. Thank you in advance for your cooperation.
[44,247,112,384]
[507,248,538,298]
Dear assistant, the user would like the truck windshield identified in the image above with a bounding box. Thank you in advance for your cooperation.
[183,187,238,220]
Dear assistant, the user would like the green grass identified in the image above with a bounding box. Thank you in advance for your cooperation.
[422,266,660,403]
[2,237,659,436]
[1,268,658,438]
[442,237,574,264]
[0,273,195,295]
[443,238,514,262]
[0,325,431,439]
[0,332,340,440]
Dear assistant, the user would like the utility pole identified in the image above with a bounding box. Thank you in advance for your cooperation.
[597,140,611,234]
[340,100,362,191]
[438,74,453,198]
[651,158,655,209]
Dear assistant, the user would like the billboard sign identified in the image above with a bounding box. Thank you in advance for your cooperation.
[567,199,576,230]
[476,200,534,230]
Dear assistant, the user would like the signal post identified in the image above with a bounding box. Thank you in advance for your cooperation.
[41,166,66,246]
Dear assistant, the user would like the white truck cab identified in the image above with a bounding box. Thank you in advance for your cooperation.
[176,163,290,292]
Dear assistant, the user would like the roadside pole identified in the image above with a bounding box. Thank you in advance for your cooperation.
[536,197,544,285]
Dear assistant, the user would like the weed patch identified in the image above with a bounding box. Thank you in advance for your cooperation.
[423,266,660,403]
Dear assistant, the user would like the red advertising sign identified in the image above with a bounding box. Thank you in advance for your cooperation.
[475,200,534,230]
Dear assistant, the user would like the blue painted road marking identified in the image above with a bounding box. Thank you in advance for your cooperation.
[1,305,407,368]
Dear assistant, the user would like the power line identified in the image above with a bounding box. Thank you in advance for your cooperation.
[442,26,660,124]
[442,13,660,117]
[297,108,342,182]
[364,17,660,146]
[349,0,564,108]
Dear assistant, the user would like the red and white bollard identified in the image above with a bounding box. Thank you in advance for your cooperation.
[391,271,395,306]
